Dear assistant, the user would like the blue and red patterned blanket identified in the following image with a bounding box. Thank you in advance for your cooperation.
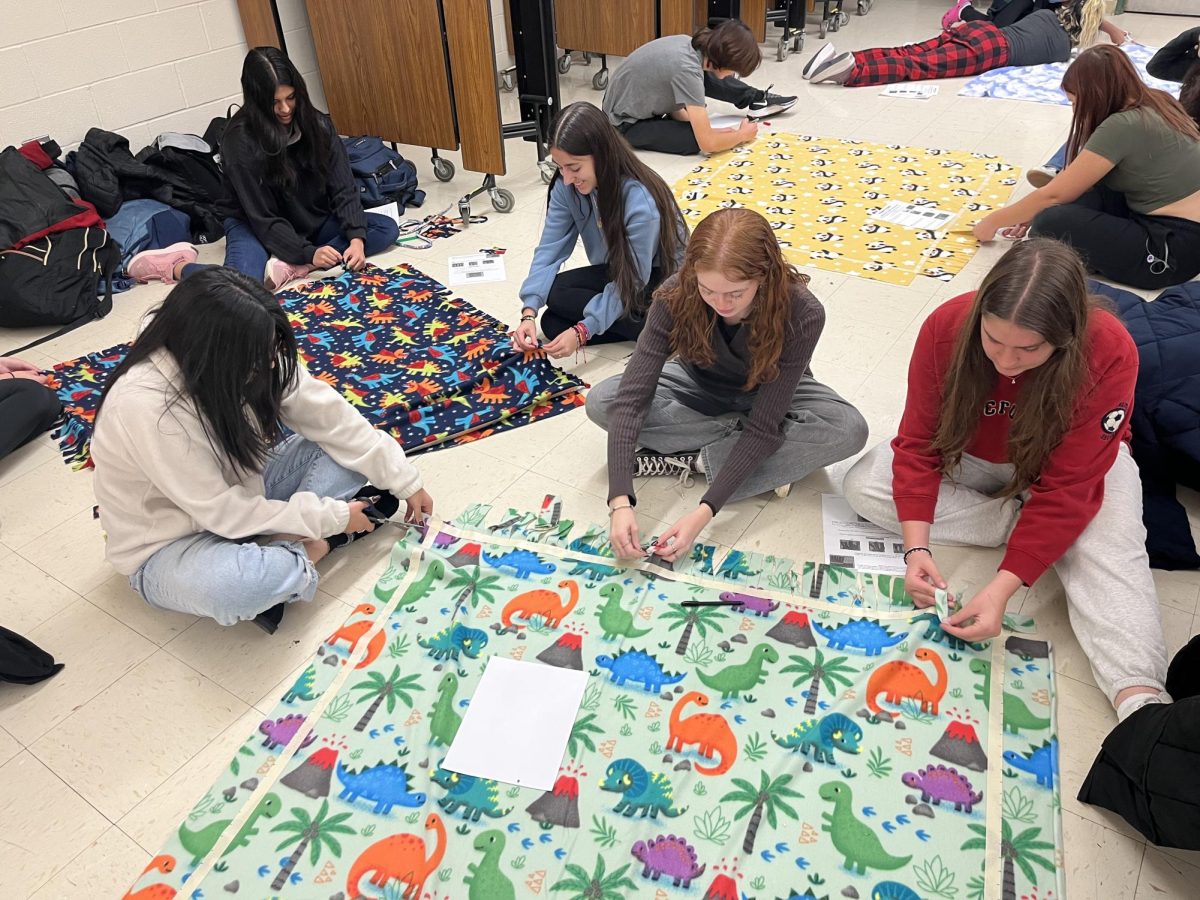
[49,264,586,469]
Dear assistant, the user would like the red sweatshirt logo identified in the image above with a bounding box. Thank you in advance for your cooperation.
[1100,405,1127,440]
[983,399,1016,418]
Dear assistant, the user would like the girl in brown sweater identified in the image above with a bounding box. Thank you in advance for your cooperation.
[586,208,868,561]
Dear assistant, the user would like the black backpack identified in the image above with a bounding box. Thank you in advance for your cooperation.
[0,227,121,352]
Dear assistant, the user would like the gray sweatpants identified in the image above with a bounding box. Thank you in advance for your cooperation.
[842,441,1169,703]
[587,362,869,504]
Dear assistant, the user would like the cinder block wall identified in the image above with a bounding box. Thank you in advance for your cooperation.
[0,0,326,153]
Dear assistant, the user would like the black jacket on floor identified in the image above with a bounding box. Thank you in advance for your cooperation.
[0,625,63,684]
[68,128,223,243]
[1079,638,1200,849]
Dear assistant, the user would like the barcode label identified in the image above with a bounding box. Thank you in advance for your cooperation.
[830,554,855,566]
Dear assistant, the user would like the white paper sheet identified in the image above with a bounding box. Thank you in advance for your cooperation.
[366,200,403,226]
[448,253,507,285]
[442,657,589,791]
[821,494,906,575]
[880,84,939,100]
[708,114,746,130]
[869,200,957,231]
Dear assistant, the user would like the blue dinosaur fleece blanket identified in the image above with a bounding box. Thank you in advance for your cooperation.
[48,264,586,469]
[127,504,1065,900]
[959,42,1180,105]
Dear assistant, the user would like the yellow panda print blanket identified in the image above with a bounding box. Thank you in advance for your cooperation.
[673,132,1021,287]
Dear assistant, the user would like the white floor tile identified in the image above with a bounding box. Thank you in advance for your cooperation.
[28,825,152,900]
[16,505,118,596]
[0,752,109,898]
[0,459,96,549]
[1063,810,1145,898]
[0,600,155,745]
[30,650,246,821]
[117,705,268,858]
[1137,847,1200,899]
[163,590,354,704]
[0,725,20,766]
[0,546,80,634]
[85,573,198,646]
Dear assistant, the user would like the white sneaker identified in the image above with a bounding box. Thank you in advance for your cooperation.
[1026,166,1058,189]
[809,51,857,86]
[802,42,836,80]
[774,483,792,499]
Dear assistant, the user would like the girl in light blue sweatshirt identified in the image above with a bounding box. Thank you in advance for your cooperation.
[513,102,687,358]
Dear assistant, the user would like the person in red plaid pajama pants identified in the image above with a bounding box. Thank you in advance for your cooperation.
[804,8,1082,87]
[846,21,1011,87]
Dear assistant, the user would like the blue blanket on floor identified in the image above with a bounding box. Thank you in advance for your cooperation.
[959,42,1180,105]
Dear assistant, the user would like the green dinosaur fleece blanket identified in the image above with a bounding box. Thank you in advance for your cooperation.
[128,505,1064,900]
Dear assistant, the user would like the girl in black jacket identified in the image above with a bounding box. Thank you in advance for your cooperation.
[127,48,398,291]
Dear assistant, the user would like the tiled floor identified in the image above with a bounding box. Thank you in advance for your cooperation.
[2,3,1199,896]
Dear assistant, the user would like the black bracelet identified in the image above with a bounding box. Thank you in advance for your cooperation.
[902,546,932,563]
[520,314,536,322]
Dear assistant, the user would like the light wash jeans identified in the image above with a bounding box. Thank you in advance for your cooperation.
[1046,142,1067,172]
[129,435,366,625]
[586,362,869,504]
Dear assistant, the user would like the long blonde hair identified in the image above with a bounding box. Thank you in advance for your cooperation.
[1058,0,1104,48]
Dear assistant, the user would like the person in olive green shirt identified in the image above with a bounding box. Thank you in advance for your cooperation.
[974,46,1200,290]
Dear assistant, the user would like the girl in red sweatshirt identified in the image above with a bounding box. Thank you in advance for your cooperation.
[843,239,1169,721]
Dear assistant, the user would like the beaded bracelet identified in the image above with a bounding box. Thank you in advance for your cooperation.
[902,546,932,563]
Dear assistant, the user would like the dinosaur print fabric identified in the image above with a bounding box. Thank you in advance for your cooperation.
[131,505,1064,900]
[46,264,585,470]
[672,133,1020,287]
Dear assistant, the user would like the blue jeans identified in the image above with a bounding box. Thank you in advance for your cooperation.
[1046,143,1067,171]
[129,436,366,625]
[181,212,400,282]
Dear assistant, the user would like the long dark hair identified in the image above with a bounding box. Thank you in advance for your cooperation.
[1062,44,1200,164]
[548,102,687,321]
[930,240,1103,496]
[231,46,329,189]
[96,267,299,476]
[660,208,807,391]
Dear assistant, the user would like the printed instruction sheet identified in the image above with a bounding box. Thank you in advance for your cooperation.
[870,200,957,231]
[821,493,907,575]
[448,252,507,285]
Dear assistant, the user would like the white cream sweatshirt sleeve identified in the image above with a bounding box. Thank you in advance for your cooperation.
[280,367,424,504]
[100,367,423,549]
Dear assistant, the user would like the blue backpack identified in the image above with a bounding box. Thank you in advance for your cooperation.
[342,136,425,211]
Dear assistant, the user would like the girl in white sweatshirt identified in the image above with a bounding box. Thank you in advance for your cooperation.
[90,267,433,632]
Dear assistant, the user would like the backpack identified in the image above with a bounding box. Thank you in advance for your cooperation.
[342,135,425,210]
[0,147,102,250]
[203,103,239,164]
[0,227,122,352]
